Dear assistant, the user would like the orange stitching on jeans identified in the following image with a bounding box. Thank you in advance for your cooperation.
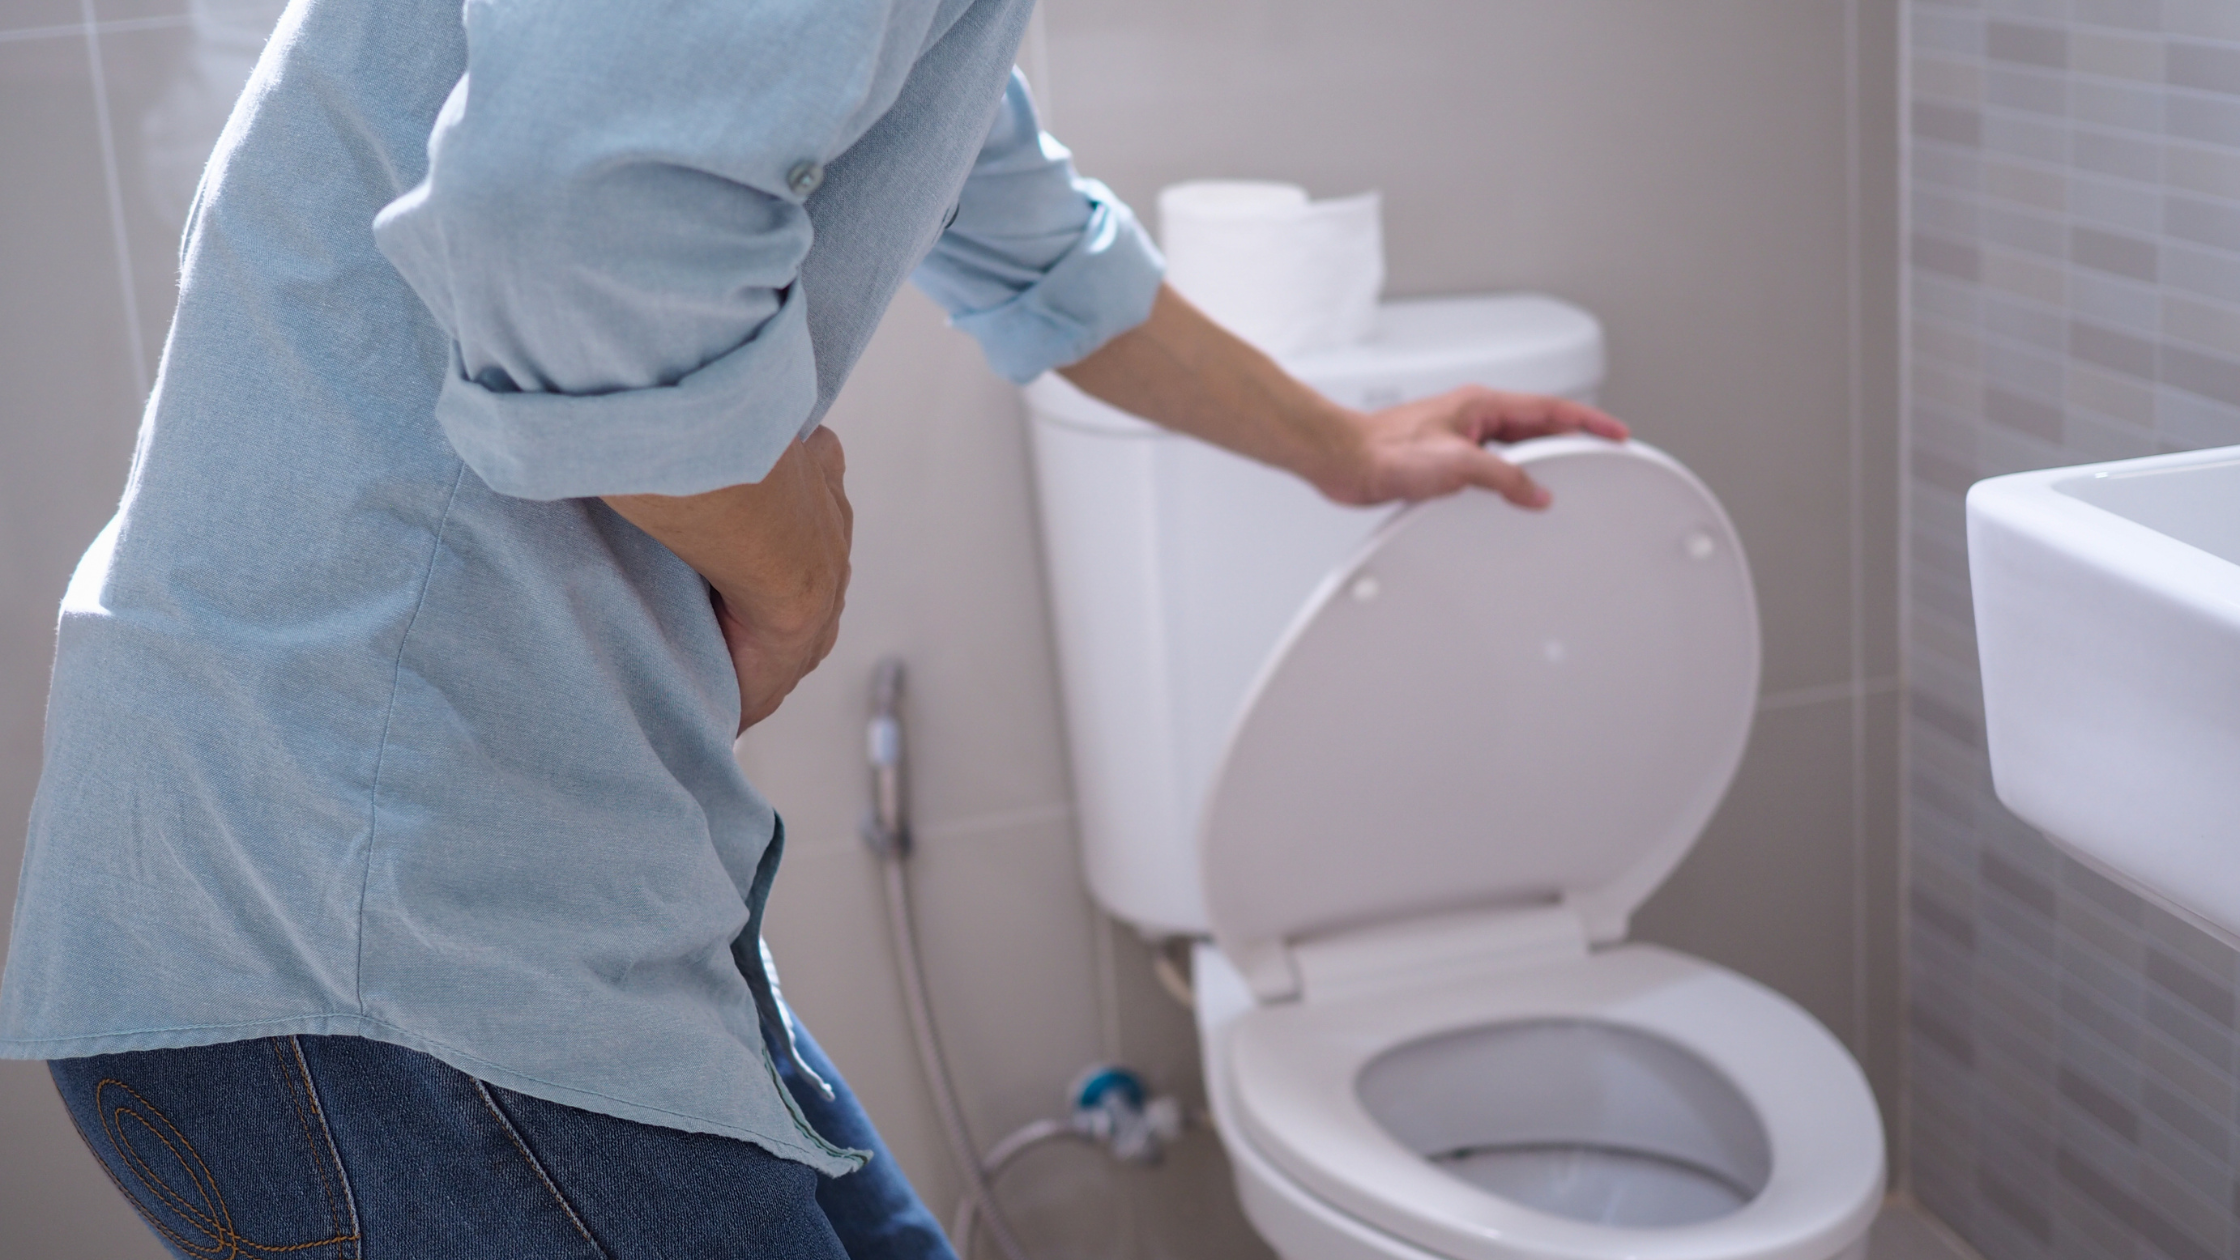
[91,1077,361,1259]
[57,1093,217,1260]
[473,1079,610,1259]
[268,1039,346,1249]
[287,1037,363,1255]
[104,1082,358,1257]
[101,1084,246,1259]
[99,1080,229,1242]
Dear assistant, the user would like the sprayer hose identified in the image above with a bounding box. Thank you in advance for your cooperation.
[881,858,1036,1260]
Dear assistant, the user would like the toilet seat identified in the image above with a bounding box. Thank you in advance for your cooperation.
[1196,438,1762,1001]
[1184,437,1880,1260]
[1218,944,1883,1260]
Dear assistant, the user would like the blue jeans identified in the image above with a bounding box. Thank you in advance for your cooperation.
[48,1025,956,1260]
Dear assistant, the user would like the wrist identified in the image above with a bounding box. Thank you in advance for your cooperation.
[1300,404,1375,506]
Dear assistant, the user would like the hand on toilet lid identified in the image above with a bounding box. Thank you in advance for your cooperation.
[1057,285,1627,514]
[1324,385,1627,509]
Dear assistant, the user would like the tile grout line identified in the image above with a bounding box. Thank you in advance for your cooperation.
[1894,0,1919,1207]
[0,14,192,44]
[1843,0,1872,1101]
[1758,675,1899,714]
[0,19,89,43]
[912,800,1074,843]
[1092,912,1123,1067]
[896,670,1897,847]
[79,0,149,403]
[901,671,1895,847]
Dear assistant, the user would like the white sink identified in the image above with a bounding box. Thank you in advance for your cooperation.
[1966,445,2240,939]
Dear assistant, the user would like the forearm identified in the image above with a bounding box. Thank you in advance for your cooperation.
[1057,285,1371,502]
[603,434,847,637]
[605,488,802,625]
[1057,283,1628,510]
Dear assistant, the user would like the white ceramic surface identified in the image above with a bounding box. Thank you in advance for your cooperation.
[1194,944,1884,1260]
[1026,293,1604,936]
[1966,445,2240,939]
[1199,439,1759,999]
[1032,289,1881,1260]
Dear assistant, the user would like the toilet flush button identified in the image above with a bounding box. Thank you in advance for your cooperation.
[1349,574,1381,603]
[1684,530,1717,560]
[1542,638,1567,664]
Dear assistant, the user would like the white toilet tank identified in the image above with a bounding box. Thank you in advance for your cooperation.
[1025,293,1605,937]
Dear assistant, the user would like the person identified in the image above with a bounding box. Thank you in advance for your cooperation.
[0,0,1626,1255]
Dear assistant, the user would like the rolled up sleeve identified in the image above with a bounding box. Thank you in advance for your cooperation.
[373,0,910,500]
[911,72,1165,385]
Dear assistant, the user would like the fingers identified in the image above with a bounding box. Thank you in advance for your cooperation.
[1455,388,1629,444]
[727,597,845,734]
[716,429,854,734]
[1461,447,1551,510]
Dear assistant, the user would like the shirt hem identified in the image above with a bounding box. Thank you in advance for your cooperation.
[0,1011,867,1176]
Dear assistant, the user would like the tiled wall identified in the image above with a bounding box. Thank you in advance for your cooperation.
[1904,3,2240,1258]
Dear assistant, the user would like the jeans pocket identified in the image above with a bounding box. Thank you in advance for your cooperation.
[51,1036,362,1260]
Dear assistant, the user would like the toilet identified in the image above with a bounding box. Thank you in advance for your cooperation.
[1024,294,1884,1260]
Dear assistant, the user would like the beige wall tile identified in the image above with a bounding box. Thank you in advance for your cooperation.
[95,20,202,384]
[985,1137,1137,1260]
[0,29,171,1260]
[1126,1127,1277,1260]
[1981,247,2069,306]
[1858,0,1904,687]
[1861,688,1904,1165]
[1635,698,1864,1053]
[1,1,84,34]
[893,820,1107,1145]
[2068,30,2165,82]
[1912,55,1986,104]
[0,31,142,972]
[1984,159,2069,215]
[89,0,196,22]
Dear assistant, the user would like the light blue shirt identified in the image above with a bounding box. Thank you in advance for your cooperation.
[0,0,1161,1174]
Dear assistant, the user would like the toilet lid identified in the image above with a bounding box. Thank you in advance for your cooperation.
[1199,437,1759,985]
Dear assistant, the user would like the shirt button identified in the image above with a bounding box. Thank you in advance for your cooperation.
[786,160,824,197]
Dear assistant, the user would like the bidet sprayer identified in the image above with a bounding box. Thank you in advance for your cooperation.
[863,656,910,859]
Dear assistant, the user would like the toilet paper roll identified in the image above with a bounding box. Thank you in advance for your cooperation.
[1158,180,1385,358]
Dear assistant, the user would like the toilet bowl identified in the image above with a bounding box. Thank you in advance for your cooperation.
[1024,295,1885,1260]
[1195,940,1881,1260]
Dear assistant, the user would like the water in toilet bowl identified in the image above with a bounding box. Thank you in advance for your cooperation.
[1430,1141,1752,1227]
[1357,1019,1771,1229]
